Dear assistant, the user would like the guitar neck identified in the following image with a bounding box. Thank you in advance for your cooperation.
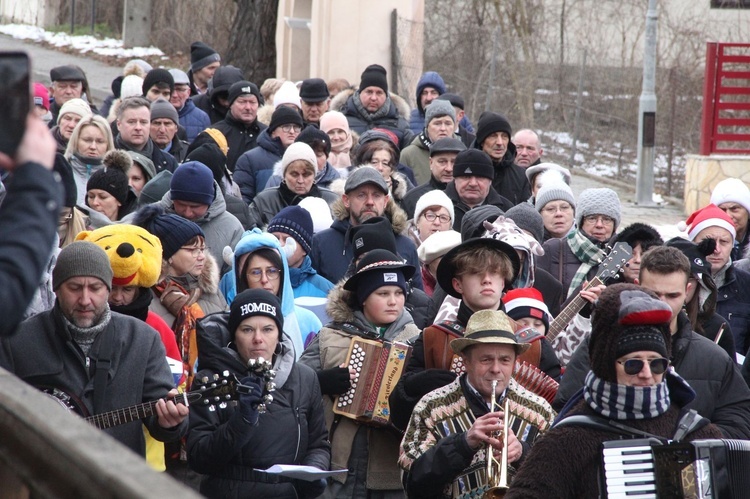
[546,277,603,342]
[86,393,186,430]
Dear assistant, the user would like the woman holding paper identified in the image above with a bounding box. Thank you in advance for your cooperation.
[187,289,331,498]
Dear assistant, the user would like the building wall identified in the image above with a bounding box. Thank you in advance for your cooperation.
[0,0,59,27]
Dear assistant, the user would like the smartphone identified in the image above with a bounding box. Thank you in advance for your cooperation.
[0,52,30,157]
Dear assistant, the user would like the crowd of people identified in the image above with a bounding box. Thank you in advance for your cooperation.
[3,39,750,498]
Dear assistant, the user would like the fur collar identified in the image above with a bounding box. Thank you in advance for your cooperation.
[159,252,220,295]
[325,280,357,324]
[329,191,409,235]
[330,88,411,120]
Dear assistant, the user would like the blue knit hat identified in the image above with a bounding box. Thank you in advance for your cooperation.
[170,161,215,206]
[267,206,314,255]
[133,205,204,260]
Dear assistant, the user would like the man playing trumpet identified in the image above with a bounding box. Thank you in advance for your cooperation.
[399,310,556,498]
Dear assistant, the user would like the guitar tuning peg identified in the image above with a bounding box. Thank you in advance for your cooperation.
[257,403,267,414]
[218,402,227,409]
[212,373,219,380]
[208,405,216,412]
[222,370,229,376]
[201,376,209,383]
[264,394,274,404]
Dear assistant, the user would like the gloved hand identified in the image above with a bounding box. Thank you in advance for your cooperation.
[317,367,351,395]
[403,369,457,398]
[238,375,264,425]
[298,477,327,498]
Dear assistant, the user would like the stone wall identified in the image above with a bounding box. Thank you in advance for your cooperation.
[684,154,750,214]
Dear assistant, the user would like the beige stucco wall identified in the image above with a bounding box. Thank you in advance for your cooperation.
[684,154,750,215]
[0,0,59,26]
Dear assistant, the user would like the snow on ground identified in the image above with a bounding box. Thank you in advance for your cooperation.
[0,23,164,58]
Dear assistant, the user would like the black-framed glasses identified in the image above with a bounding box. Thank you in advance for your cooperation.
[422,211,451,224]
[246,267,281,282]
[617,357,669,376]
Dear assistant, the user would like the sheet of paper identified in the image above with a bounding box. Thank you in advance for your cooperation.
[255,465,348,481]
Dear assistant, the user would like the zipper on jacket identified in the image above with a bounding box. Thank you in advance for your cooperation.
[294,406,301,462]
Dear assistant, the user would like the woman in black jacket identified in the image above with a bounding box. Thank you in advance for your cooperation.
[187,289,331,498]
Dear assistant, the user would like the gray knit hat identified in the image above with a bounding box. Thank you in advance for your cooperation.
[424,100,456,125]
[576,188,621,230]
[53,241,114,291]
[535,177,576,212]
[506,203,544,243]
[150,98,179,124]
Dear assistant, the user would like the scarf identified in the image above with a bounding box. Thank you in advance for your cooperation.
[711,260,731,290]
[566,229,606,296]
[116,134,154,159]
[63,306,112,356]
[329,133,353,168]
[583,371,670,420]
[109,287,152,322]
[353,91,393,123]
[418,130,433,150]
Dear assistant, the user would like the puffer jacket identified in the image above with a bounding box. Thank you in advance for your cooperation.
[188,314,330,499]
[234,128,286,204]
[471,139,530,205]
[309,197,423,290]
[331,89,414,150]
[213,113,267,171]
[288,255,334,299]
[178,98,210,143]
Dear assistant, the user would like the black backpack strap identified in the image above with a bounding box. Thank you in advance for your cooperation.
[92,327,114,415]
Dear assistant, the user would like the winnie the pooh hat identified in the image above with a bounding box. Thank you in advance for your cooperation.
[76,224,163,288]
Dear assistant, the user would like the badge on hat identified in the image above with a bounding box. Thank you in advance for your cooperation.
[384,272,397,282]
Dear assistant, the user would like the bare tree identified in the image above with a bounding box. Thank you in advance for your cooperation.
[224,0,280,83]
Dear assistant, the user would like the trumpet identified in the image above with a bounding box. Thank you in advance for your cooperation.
[484,379,509,499]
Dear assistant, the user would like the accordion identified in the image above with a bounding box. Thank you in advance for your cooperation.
[333,337,412,426]
[601,438,750,498]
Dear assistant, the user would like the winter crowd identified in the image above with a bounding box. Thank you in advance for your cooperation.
[2,39,750,498]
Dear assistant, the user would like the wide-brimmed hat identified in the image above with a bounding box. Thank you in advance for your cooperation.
[436,238,520,298]
[451,309,530,355]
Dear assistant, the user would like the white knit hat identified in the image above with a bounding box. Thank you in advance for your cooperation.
[281,142,317,175]
[710,178,750,215]
[414,189,455,224]
[120,74,145,99]
[418,230,462,264]
[273,80,302,109]
[298,196,333,233]
[57,98,92,124]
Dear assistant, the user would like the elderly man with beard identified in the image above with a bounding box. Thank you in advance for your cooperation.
[0,241,188,458]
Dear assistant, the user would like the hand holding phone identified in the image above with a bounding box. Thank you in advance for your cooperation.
[0,52,30,159]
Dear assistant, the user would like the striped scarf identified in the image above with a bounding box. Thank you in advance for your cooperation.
[583,371,670,420]
[566,230,606,296]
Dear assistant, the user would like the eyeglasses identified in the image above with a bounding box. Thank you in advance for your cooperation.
[246,267,281,282]
[180,246,206,257]
[422,211,451,224]
[582,215,615,226]
[616,357,670,376]
[280,124,302,133]
[542,203,573,215]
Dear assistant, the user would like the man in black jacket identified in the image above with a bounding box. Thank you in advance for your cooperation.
[402,137,465,219]
[115,97,178,173]
[213,81,267,171]
[473,111,530,205]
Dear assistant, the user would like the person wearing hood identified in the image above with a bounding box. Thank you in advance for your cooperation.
[506,284,722,499]
[213,80,267,171]
[299,249,421,498]
[473,111,530,205]
[126,150,157,198]
[188,289,330,498]
[408,70,446,135]
[400,100,460,185]
[192,64,244,124]
[265,125,341,191]
[64,115,116,206]
[218,229,323,357]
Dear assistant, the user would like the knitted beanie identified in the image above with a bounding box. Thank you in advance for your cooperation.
[414,189,455,224]
[535,176,576,212]
[298,196,334,233]
[267,206,314,255]
[269,106,304,133]
[424,100,456,125]
[273,81,302,109]
[418,230,462,264]
[359,64,388,93]
[576,188,621,230]
[229,289,284,338]
[502,287,552,333]
[505,202,544,243]
[120,75,145,99]
[710,178,750,214]
[142,68,174,95]
[34,82,50,111]
[190,41,220,72]
[349,217,398,261]
[281,142,317,175]
[296,125,331,156]
[453,149,494,179]
[227,81,262,107]
[319,111,350,134]
[679,203,736,242]
[86,164,130,205]
[170,161,215,206]
[133,204,205,260]
[57,98,92,124]
[476,111,512,146]
[150,98,179,124]
[53,241,114,290]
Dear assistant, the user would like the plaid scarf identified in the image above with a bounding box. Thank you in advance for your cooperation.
[583,371,670,420]
[566,229,606,296]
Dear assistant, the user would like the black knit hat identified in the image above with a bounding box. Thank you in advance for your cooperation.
[229,289,284,338]
[349,217,398,261]
[267,206,314,255]
[190,41,221,72]
[142,68,174,95]
[590,283,672,383]
[476,111,512,146]
[453,149,494,180]
[133,204,205,260]
[86,150,132,205]
[299,78,330,103]
[184,142,229,193]
[227,80,262,107]
[295,125,331,156]
[269,106,304,133]
[359,64,388,93]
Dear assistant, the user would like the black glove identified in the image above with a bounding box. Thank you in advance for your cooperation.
[403,369,457,398]
[239,375,263,425]
[317,367,351,395]
[298,478,327,498]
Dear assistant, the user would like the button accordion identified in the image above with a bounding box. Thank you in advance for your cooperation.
[601,438,750,498]
[333,337,411,426]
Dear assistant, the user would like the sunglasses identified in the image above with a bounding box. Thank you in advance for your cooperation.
[616,357,669,376]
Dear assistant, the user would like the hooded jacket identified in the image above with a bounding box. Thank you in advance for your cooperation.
[407,72,446,135]
[472,139,530,205]
[218,229,323,357]
[309,197,424,290]
[234,128,287,204]
[188,314,330,498]
[177,98,210,143]
[213,113,267,172]
[288,255,334,299]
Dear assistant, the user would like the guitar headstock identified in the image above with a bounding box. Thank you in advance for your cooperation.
[597,242,633,283]
[246,357,276,414]
[189,371,242,411]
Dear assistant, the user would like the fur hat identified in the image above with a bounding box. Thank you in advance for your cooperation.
[525,162,572,185]
[615,223,663,252]
[576,188,621,230]
[76,224,163,288]
[190,41,220,72]
[133,204,204,260]
[86,150,133,205]
[476,111,512,146]
[679,203,736,242]
[57,98,92,124]
[229,289,283,338]
[414,189,455,225]
[52,241,113,290]
[359,64,388,94]
[418,230,462,265]
[450,310,530,355]
[120,75,145,99]
[267,206,314,255]
[502,287,551,334]
[150,98,179,124]
[505,202,544,243]
[170,161,216,206]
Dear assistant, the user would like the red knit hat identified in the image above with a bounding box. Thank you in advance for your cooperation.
[679,203,736,241]
[502,287,551,333]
